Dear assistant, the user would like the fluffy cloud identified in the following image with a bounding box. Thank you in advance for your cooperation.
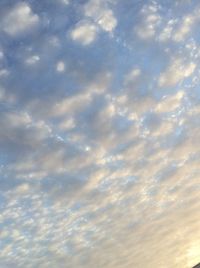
[25,55,40,65]
[136,2,200,45]
[1,1,200,268]
[135,2,161,40]
[159,58,196,87]
[84,0,117,33]
[172,15,195,42]
[70,21,98,45]
[155,91,185,113]
[56,61,65,72]
[70,0,117,45]
[2,2,39,36]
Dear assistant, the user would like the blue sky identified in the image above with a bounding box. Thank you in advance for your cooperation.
[0,0,200,267]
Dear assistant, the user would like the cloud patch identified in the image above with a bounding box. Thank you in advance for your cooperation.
[70,21,98,45]
[159,58,196,87]
[1,1,200,268]
[2,2,39,36]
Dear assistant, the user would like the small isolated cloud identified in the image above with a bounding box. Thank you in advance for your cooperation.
[70,21,98,45]
[2,2,39,36]
[25,55,40,65]
[56,61,65,72]
[0,69,9,77]
[0,50,4,60]
[124,68,141,85]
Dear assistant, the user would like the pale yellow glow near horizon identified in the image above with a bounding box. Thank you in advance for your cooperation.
[186,242,200,268]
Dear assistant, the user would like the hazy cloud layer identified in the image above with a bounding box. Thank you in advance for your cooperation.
[0,1,200,267]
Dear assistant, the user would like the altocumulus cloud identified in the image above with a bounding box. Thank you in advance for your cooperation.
[1,2,39,36]
[0,1,200,268]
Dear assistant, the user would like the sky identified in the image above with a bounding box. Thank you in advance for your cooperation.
[0,0,200,267]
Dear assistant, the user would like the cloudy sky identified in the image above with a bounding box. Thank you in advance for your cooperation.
[0,0,200,267]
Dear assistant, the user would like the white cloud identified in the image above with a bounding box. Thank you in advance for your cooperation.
[0,69,9,77]
[2,3,39,36]
[84,0,117,33]
[0,50,4,60]
[172,15,194,42]
[59,117,75,130]
[52,93,92,117]
[70,21,98,45]
[155,91,185,113]
[159,58,196,87]
[56,61,65,72]
[124,68,141,85]
[97,9,117,32]
[69,0,117,45]
[25,55,40,65]
[159,15,195,43]
[1,1,200,268]
[158,19,176,42]
[135,3,161,40]
[15,183,30,194]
